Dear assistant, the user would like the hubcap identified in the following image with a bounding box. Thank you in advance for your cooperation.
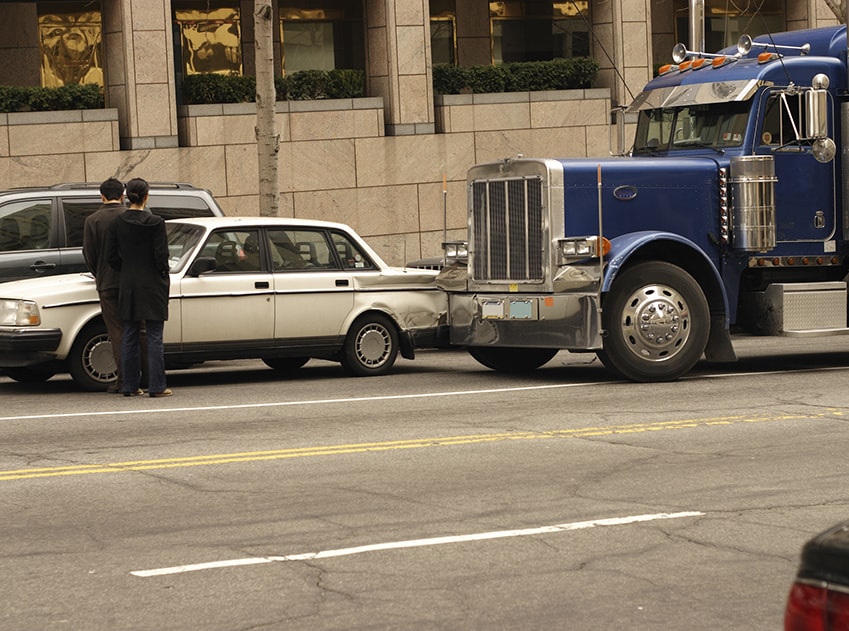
[85,335,118,382]
[620,284,690,361]
[356,324,390,367]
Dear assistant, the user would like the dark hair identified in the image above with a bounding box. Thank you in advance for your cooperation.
[100,177,123,201]
[125,177,150,206]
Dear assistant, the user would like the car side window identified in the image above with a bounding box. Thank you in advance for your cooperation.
[0,199,53,252]
[204,229,263,273]
[267,229,334,271]
[61,198,103,247]
[329,231,376,270]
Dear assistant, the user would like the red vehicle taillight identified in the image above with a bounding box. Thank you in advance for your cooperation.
[785,581,849,631]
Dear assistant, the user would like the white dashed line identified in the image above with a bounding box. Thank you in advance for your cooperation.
[131,510,704,577]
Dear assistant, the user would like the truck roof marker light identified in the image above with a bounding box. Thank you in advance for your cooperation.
[712,56,737,69]
[658,64,679,75]
[691,58,707,70]
[758,52,781,64]
[678,60,693,72]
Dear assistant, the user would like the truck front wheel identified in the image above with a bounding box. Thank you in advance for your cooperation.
[468,347,558,372]
[598,261,709,382]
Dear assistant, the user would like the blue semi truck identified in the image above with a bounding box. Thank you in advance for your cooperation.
[436,23,849,382]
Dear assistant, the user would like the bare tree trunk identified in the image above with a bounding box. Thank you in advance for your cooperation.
[823,0,846,23]
[255,0,279,216]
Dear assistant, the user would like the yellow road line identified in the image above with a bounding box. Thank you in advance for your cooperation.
[0,409,841,481]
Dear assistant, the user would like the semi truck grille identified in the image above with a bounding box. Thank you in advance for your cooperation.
[470,177,544,282]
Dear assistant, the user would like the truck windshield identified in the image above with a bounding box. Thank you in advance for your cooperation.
[633,100,752,154]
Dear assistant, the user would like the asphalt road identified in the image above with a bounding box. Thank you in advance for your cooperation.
[1,337,848,630]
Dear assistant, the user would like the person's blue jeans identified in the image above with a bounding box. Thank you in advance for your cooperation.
[121,320,166,394]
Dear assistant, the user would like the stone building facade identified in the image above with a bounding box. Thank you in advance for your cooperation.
[0,1,840,264]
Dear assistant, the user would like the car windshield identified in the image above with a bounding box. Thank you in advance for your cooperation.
[633,100,751,154]
[166,222,204,272]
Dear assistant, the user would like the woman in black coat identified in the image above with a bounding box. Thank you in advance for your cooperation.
[106,177,172,397]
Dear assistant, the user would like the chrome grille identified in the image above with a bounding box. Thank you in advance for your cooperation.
[471,177,544,282]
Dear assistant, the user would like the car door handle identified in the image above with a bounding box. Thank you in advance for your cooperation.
[335,279,349,287]
[30,262,56,271]
[255,281,269,289]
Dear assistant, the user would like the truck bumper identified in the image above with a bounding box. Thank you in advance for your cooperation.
[447,293,603,349]
[0,327,62,367]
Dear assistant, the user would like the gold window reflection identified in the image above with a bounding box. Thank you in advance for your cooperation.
[175,8,243,75]
[39,10,103,87]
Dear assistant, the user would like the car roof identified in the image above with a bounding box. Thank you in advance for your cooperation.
[168,216,356,232]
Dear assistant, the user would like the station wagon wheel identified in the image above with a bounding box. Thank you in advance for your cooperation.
[468,347,558,372]
[341,313,399,377]
[68,321,118,392]
[262,356,309,371]
[597,261,709,382]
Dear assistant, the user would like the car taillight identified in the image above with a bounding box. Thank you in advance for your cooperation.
[785,582,849,631]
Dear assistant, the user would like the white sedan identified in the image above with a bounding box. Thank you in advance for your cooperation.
[0,217,448,390]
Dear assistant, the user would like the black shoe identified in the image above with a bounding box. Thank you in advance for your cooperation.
[149,389,173,398]
[123,388,144,397]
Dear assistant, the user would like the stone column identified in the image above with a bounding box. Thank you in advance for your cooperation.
[592,0,653,108]
[102,0,178,149]
[365,0,434,135]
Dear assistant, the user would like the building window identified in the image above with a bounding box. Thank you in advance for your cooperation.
[174,5,242,76]
[673,0,785,52]
[430,0,456,66]
[280,1,364,74]
[490,1,590,64]
[38,3,103,87]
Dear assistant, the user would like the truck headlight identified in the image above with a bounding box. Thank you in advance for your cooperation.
[442,240,468,265]
[0,299,41,326]
[557,236,611,263]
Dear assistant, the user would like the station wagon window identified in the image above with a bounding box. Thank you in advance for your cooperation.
[203,229,263,273]
[61,198,101,247]
[148,195,215,219]
[0,199,52,251]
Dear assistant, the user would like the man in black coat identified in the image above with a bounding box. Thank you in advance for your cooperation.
[83,178,128,393]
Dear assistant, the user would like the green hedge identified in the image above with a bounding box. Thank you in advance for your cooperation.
[0,59,597,112]
[433,57,599,95]
[0,83,103,113]
[182,69,366,105]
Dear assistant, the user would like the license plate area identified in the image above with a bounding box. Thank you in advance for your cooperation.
[479,297,536,320]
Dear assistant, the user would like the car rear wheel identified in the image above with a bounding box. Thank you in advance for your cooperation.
[68,321,118,391]
[5,366,56,383]
[263,356,310,371]
[468,347,558,372]
[341,314,399,377]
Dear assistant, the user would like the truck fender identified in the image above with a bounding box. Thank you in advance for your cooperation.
[601,231,737,363]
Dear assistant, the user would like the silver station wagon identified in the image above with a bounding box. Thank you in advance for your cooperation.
[0,217,448,390]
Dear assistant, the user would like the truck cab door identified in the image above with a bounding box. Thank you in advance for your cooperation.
[756,90,836,244]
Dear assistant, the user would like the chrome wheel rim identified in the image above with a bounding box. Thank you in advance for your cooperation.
[619,283,691,362]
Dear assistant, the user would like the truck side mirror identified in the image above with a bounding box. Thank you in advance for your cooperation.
[805,74,829,139]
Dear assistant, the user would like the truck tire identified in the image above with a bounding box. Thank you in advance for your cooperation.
[598,261,709,382]
[263,356,309,371]
[341,314,399,377]
[68,321,118,391]
[468,347,558,372]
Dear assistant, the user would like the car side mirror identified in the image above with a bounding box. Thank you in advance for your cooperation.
[188,256,217,276]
